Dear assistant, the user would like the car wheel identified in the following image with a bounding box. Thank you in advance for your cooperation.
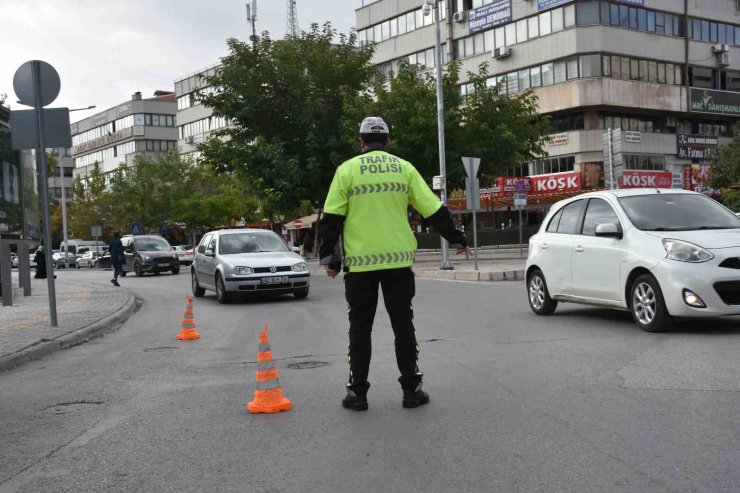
[294,288,309,299]
[630,274,673,333]
[192,270,205,298]
[94,261,99,269]
[215,272,230,304]
[172,266,180,275]
[89,262,94,269]
[527,269,558,316]
[154,271,160,276]
[76,262,80,269]
[134,260,143,277]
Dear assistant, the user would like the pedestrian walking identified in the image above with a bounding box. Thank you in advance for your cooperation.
[33,246,49,279]
[318,116,472,411]
[109,231,124,287]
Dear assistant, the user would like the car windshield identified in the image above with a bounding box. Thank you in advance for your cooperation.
[618,194,740,231]
[219,233,289,254]
[134,238,171,251]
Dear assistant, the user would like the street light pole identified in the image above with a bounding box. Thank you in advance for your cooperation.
[423,0,453,269]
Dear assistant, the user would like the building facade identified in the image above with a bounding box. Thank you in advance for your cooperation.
[175,65,227,157]
[70,91,178,183]
[356,0,740,218]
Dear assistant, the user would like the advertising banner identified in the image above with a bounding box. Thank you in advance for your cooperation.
[529,171,581,195]
[469,0,512,34]
[677,134,719,160]
[581,162,605,190]
[619,171,673,189]
[490,176,531,198]
[683,164,721,198]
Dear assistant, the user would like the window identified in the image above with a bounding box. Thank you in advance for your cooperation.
[554,60,567,83]
[621,56,630,79]
[648,61,657,83]
[516,19,527,43]
[580,54,601,77]
[582,199,620,236]
[657,63,666,83]
[546,209,563,232]
[639,60,648,81]
[691,66,714,88]
[611,56,621,78]
[619,5,628,28]
[198,234,211,254]
[564,4,575,27]
[507,71,518,93]
[531,66,542,87]
[552,7,564,32]
[528,16,539,38]
[647,11,655,32]
[701,20,710,42]
[556,200,584,234]
[655,12,665,35]
[390,18,398,37]
[609,4,619,26]
[406,11,416,31]
[630,59,639,80]
[398,15,407,34]
[567,58,579,80]
[576,1,600,25]
[495,26,505,48]
[637,9,646,31]
[519,69,530,91]
[542,63,554,86]
[602,55,611,76]
[539,11,551,36]
[664,13,673,36]
[710,22,718,43]
[624,154,665,171]
[505,23,516,46]
[666,63,675,85]
[628,8,637,30]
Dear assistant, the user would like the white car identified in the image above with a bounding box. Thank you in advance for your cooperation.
[526,189,740,332]
[191,229,310,303]
[75,250,98,269]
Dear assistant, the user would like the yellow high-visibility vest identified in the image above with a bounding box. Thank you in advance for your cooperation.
[323,150,442,272]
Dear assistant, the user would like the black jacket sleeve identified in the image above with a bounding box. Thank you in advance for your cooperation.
[426,205,468,247]
[318,212,344,269]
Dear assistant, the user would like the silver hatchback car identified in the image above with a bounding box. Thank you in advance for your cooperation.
[191,229,310,303]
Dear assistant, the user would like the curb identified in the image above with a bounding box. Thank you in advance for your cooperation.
[0,293,139,373]
[415,269,525,282]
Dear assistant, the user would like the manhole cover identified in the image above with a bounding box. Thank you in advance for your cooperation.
[143,347,179,352]
[287,361,331,370]
[45,401,103,414]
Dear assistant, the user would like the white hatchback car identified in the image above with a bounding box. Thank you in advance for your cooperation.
[526,189,740,332]
[191,229,310,303]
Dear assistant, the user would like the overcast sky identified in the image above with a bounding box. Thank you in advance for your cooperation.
[0,0,358,122]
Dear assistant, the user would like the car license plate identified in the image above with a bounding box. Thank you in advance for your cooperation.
[261,276,288,285]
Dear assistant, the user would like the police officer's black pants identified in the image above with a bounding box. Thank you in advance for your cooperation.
[344,267,421,394]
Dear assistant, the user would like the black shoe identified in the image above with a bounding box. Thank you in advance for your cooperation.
[402,388,430,409]
[111,279,120,287]
[342,390,368,411]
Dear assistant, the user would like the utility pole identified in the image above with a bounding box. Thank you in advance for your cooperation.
[287,0,298,38]
[246,0,259,48]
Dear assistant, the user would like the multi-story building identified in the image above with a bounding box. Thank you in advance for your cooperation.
[70,91,178,184]
[48,147,74,203]
[174,65,228,157]
[356,0,740,219]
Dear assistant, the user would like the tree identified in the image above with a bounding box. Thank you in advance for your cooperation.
[710,122,740,188]
[198,23,376,213]
[68,163,109,239]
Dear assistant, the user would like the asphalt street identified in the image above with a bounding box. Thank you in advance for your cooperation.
[0,268,738,492]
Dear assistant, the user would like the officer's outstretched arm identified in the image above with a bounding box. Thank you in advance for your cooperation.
[318,212,344,271]
[426,205,468,248]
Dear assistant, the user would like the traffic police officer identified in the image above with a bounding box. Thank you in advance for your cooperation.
[319,117,471,411]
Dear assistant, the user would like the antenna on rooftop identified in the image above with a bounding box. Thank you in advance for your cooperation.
[287,0,298,38]
[246,0,259,48]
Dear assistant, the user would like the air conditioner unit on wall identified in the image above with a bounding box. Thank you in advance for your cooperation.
[185,136,194,144]
[720,52,731,66]
[494,46,511,59]
[453,11,466,23]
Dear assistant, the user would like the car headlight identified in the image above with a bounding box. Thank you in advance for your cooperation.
[291,262,308,272]
[233,266,254,275]
[142,255,151,261]
[663,239,714,263]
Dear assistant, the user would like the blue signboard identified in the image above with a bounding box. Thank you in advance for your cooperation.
[538,0,641,9]
[131,223,142,235]
[469,0,512,34]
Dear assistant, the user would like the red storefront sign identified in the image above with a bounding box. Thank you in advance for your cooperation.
[620,171,673,189]
[529,171,582,195]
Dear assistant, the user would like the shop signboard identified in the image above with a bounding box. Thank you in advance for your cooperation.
[529,171,581,195]
[491,176,531,197]
[619,171,673,189]
[690,88,740,116]
[677,134,719,160]
[469,0,512,34]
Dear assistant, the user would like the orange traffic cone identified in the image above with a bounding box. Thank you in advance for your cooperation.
[247,323,292,414]
[176,295,201,340]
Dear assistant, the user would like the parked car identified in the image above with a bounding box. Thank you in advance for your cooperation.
[191,229,310,303]
[53,252,77,269]
[526,189,740,332]
[95,250,112,269]
[173,245,194,265]
[120,234,179,277]
[75,250,99,269]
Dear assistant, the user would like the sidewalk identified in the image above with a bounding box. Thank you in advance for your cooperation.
[0,272,137,372]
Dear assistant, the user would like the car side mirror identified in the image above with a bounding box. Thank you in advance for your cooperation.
[125,247,132,253]
[205,249,215,257]
[595,223,622,239]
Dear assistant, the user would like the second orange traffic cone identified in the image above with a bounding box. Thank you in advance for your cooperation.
[247,323,292,414]
[176,295,200,340]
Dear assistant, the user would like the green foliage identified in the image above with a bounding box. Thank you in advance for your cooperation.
[198,23,376,212]
[710,122,740,188]
[721,189,740,212]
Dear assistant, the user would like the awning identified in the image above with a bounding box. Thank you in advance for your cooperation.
[284,213,319,230]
